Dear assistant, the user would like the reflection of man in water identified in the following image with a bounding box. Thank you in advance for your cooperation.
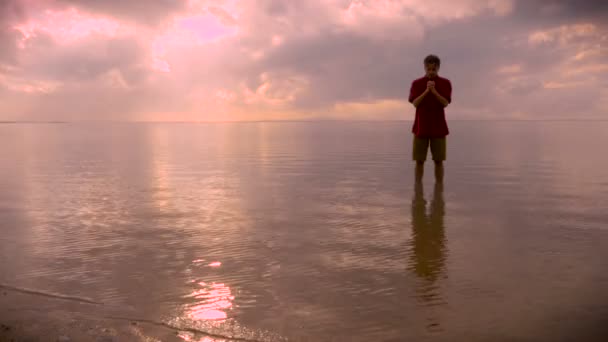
[408,178,447,297]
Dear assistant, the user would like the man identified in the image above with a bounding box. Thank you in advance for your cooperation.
[408,54,452,183]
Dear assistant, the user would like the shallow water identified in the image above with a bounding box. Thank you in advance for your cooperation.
[1,121,607,341]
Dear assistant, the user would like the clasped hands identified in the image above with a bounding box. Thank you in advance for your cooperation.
[426,80,439,95]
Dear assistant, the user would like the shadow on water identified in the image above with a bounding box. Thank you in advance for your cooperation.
[408,178,448,331]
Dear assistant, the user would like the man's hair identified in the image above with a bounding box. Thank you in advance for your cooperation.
[424,54,441,67]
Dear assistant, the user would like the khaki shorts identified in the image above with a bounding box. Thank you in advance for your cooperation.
[412,135,446,161]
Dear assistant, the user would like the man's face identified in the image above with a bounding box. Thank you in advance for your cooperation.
[425,63,439,78]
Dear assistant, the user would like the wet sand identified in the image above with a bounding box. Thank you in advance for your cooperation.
[0,285,277,342]
[0,288,185,342]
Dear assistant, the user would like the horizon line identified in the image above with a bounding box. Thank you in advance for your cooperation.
[2,118,608,124]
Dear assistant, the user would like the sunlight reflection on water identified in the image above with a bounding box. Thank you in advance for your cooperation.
[187,281,234,321]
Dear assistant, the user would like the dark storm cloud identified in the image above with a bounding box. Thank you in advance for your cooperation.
[512,0,608,23]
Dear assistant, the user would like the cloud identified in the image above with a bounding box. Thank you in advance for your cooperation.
[0,0,26,66]
[0,0,607,121]
[55,0,188,26]
[16,33,146,84]
[513,0,608,24]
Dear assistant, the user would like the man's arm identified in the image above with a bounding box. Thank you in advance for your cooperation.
[431,80,451,107]
[412,89,430,108]
[431,88,449,107]
[409,81,429,108]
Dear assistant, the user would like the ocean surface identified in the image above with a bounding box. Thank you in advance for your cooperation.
[1,121,607,341]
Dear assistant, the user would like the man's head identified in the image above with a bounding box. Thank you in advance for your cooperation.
[424,54,440,78]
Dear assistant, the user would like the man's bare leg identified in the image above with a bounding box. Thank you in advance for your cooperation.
[434,160,444,183]
[415,160,424,182]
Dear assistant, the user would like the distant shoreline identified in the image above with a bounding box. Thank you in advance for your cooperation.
[1,119,607,124]
[0,121,66,124]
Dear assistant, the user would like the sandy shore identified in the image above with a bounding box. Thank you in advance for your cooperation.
[0,287,187,342]
[0,284,288,342]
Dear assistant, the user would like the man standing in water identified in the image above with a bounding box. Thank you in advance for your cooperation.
[408,54,452,182]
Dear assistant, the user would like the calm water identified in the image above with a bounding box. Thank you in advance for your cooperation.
[1,121,607,341]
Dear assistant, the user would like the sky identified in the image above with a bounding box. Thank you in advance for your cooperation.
[0,0,606,122]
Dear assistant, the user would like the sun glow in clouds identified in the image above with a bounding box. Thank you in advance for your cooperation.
[149,7,237,73]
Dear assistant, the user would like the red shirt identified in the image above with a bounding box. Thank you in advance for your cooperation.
[408,75,452,138]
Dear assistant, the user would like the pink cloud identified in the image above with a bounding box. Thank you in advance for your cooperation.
[14,7,135,43]
[175,13,237,43]
[528,23,598,46]
[148,8,238,73]
[240,72,310,107]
